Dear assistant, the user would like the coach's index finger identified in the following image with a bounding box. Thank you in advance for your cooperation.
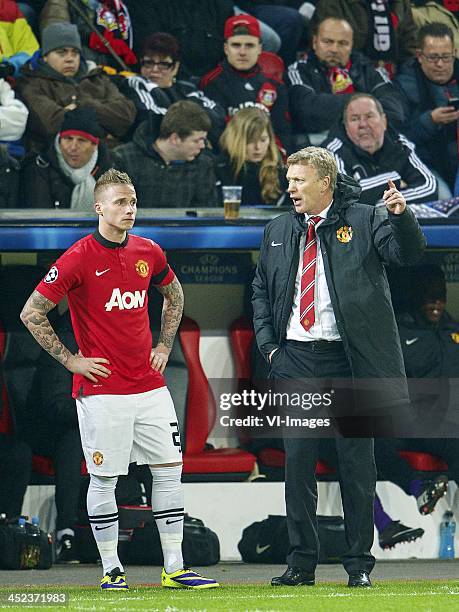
[388,179,396,190]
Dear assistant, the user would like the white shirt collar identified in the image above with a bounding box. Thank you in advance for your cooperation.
[304,199,333,221]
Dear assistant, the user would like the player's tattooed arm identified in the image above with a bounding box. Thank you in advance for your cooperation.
[20,290,112,381]
[156,276,184,351]
[20,290,73,366]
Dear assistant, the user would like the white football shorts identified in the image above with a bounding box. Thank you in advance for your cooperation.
[76,386,182,476]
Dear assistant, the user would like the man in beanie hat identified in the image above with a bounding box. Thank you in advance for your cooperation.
[200,14,292,156]
[21,107,113,209]
[16,23,136,153]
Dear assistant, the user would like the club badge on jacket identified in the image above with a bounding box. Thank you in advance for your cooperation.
[336,226,353,243]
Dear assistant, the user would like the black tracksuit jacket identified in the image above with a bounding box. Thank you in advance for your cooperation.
[200,59,292,154]
[325,127,438,205]
[286,51,404,133]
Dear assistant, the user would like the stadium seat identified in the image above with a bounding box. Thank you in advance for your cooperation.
[398,450,448,473]
[258,51,285,82]
[178,316,256,482]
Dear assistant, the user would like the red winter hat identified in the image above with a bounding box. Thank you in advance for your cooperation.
[224,14,261,40]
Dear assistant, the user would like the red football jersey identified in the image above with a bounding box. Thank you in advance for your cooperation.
[36,231,175,398]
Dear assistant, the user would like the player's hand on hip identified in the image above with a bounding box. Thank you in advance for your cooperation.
[150,347,169,374]
[66,353,111,382]
[383,179,406,215]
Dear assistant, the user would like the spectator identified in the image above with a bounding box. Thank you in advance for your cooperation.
[395,22,459,191]
[200,14,292,156]
[121,32,226,148]
[0,434,32,519]
[113,100,218,208]
[0,77,29,207]
[39,0,137,70]
[286,17,405,144]
[0,77,28,155]
[20,107,113,209]
[325,93,438,205]
[410,0,459,54]
[313,0,418,75]
[234,1,306,66]
[23,309,84,563]
[16,22,136,153]
[0,0,39,75]
[216,106,287,205]
[127,0,234,78]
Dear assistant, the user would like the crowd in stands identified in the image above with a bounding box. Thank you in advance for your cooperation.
[1,0,459,561]
[0,0,455,208]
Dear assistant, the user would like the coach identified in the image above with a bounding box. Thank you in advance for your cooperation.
[252,147,425,588]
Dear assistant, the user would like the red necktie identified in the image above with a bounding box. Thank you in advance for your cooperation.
[300,216,322,331]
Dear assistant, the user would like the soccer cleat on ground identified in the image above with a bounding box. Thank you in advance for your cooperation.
[417,475,448,515]
[56,534,79,564]
[379,520,425,549]
[100,567,129,590]
[161,567,219,589]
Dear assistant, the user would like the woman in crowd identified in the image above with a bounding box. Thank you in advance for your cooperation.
[122,32,225,147]
[216,107,287,206]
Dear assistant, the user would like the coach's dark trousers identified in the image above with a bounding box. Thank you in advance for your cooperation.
[270,339,376,575]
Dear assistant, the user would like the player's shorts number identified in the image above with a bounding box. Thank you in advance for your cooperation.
[170,421,182,453]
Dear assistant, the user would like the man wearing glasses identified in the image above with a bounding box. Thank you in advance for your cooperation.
[395,22,458,193]
[122,33,225,148]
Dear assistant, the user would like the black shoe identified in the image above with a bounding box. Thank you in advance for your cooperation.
[56,534,79,564]
[271,566,315,586]
[348,571,372,587]
[417,475,448,515]
[379,520,424,549]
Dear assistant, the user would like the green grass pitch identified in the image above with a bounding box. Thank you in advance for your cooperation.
[0,582,458,611]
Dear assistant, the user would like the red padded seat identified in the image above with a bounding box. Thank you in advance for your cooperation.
[179,316,256,479]
[229,316,254,380]
[399,450,448,472]
[258,448,335,475]
[183,448,256,473]
[258,51,285,82]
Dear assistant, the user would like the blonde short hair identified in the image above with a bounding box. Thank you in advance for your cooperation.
[94,168,133,199]
[287,146,337,191]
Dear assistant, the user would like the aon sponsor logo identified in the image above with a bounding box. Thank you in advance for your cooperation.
[105,288,146,311]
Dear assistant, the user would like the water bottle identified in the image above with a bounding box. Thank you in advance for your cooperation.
[439,510,456,559]
[31,516,40,536]
[17,517,26,531]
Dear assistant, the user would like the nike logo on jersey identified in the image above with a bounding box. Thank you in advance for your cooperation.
[256,544,271,554]
[405,338,419,346]
[95,268,110,276]
[271,241,283,247]
[95,524,113,531]
[105,288,146,311]
[166,518,183,525]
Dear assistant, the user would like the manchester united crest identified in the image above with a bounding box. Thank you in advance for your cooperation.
[451,333,459,344]
[336,226,353,243]
[135,259,149,278]
[93,451,104,466]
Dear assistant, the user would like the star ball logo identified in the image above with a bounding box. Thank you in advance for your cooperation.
[44,266,59,283]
